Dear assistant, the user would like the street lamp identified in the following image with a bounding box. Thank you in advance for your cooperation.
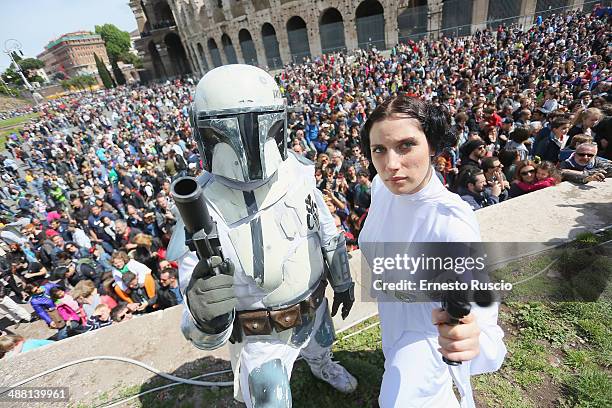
[3,38,33,91]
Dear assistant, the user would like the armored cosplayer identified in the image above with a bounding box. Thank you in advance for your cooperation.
[167,64,357,407]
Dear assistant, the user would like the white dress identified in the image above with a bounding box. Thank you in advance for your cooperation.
[358,170,506,408]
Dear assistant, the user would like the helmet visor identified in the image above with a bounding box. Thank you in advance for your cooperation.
[196,111,287,182]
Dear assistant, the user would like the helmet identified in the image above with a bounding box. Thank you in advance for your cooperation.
[192,64,287,183]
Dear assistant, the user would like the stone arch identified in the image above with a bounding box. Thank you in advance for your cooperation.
[397,0,428,42]
[208,38,222,67]
[355,0,385,50]
[441,0,473,37]
[487,0,521,29]
[197,42,209,71]
[239,29,259,65]
[261,23,282,69]
[535,0,569,21]
[286,16,311,63]
[319,8,346,54]
[221,33,238,64]
[164,32,191,76]
[153,1,174,26]
[147,40,166,78]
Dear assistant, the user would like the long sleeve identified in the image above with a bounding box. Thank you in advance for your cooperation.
[515,177,556,192]
[469,303,507,375]
[31,298,53,325]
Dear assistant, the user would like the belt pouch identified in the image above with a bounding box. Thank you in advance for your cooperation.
[238,310,272,336]
[269,304,302,332]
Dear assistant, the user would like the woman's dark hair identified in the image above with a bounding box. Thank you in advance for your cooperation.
[360,96,456,164]
[514,160,537,182]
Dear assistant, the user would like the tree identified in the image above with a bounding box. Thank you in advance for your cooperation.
[120,52,143,68]
[82,74,97,90]
[52,72,67,81]
[60,74,98,92]
[18,58,44,72]
[111,60,126,85]
[95,24,131,62]
[2,67,22,86]
[94,53,115,89]
[95,23,142,80]
[2,56,46,85]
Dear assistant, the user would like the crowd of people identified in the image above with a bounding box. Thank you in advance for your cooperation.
[0,6,611,356]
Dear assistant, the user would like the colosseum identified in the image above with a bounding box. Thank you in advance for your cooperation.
[130,0,595,81]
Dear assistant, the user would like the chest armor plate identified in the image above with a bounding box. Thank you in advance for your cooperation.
[208,172,325,307]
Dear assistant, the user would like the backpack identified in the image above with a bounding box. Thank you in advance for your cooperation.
[76,257,101,280]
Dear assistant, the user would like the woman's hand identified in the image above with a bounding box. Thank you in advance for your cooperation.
[432,309,481,362]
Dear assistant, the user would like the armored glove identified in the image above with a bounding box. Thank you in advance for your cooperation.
[186,255,237,331]
[331,282,355,320]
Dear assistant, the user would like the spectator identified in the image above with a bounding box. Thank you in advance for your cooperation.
[481,157,510,201]
[121,271,158,313]
[110,302,134,323]
[157,266,183,309]
[457,167,502,210]
[567,107,603,146]
[85,304,113,331]
[459,139,487,169]
[351,170,371,216]
[511,161,562,197]
[0,284,30,328]
[0,334,54,358]
[559,134,594,161]
[113,219,142,251]
[509,160,538,198]
[49,287,87,335]
[504,126,531,161]
[534,118,572,162]
[560,142,612,184]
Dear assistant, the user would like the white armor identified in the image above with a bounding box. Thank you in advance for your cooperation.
[175,152,338,343]
[170,65,356,407]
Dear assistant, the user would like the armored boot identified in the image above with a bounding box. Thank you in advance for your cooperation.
[303,350,358,393]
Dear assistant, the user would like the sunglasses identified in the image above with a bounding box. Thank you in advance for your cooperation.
[520,169,535,176]
[576,153,595,158]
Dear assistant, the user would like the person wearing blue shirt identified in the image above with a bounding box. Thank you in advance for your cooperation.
[305,116,319,142]
[158,267,183,309]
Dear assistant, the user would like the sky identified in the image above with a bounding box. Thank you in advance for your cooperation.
[0,0,138,71]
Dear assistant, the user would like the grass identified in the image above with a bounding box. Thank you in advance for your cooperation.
[0,111,39,149]
[490,230,612,303]
[0,112,39,128]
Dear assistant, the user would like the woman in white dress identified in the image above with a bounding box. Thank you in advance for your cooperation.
[358,96,506,408]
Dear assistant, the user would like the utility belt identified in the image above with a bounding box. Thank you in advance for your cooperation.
[231,279,327,343]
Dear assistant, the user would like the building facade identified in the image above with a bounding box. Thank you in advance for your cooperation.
[37,31,111,79]
[131,0,596,80]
